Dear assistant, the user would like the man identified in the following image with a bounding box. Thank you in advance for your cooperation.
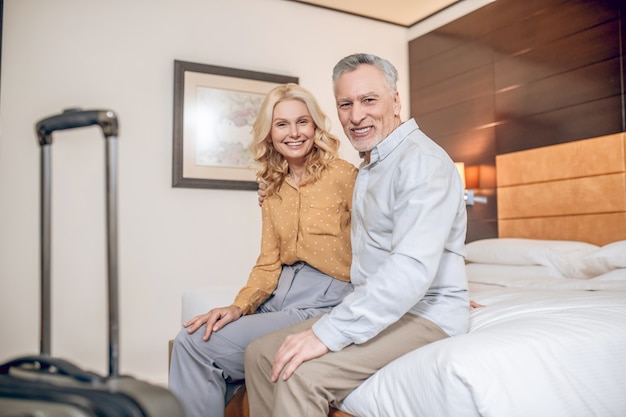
[244,53,469,417]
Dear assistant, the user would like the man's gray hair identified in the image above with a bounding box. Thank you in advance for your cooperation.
[332,53,398,93]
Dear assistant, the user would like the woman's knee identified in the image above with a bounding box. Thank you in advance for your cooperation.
[173,326,205,354]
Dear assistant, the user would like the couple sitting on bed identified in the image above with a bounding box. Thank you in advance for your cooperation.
[169,53,472,417]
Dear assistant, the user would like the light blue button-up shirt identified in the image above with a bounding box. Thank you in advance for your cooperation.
[312,119,469,351]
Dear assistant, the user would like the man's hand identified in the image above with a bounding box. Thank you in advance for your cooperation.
[258,182,267,206]
[271,329,329,382]
[183,305,243,341]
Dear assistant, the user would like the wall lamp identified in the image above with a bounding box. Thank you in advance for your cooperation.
[454,162,489,205]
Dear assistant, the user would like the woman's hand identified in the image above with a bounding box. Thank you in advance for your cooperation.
[258,182,267,206]
[183,305,243,341]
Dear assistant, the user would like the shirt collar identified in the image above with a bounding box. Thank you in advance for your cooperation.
[364,119,418,165]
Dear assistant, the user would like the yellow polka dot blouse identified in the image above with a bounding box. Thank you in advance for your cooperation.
[233,158,358,315]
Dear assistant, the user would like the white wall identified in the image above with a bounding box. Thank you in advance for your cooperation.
[0,0,409,385]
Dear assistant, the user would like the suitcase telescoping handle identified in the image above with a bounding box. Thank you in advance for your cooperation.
[36,108,118,144]
[36,108,121,377]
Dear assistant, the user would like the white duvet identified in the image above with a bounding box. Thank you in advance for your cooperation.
[340,268,626,417]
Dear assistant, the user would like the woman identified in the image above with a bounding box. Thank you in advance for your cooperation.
[168,83,357,417]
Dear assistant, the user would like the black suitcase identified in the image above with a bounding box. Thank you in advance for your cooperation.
[0,109,185,417]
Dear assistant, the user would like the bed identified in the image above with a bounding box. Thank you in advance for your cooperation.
[182,132,626,417]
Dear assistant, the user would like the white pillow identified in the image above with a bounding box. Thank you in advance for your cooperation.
[591,268,626,281]
[465,238,599,266]
[582,240,626,276]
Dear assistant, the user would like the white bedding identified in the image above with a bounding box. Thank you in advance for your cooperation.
[340,240,626,417]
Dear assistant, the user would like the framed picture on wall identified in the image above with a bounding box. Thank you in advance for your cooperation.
[172,60,298,190]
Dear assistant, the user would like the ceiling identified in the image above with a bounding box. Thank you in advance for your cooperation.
[286,0,461,27]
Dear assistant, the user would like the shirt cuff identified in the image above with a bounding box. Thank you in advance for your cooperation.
[311,314,353,352]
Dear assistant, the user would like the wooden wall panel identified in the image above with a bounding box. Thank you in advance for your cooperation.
[496,134,626,246]
[433,127,497,165]
[408,0,625,242]
[498,213,626,246]
[494,20,620,90]
[498,174,626,218]
[488,0,568,26]
[495,58,621,119]
[410,41,493,90]
[490,1,617,58]
[495,96,624,153]
[408,1,499,61]
[411,65,492,115]
[416,95,494,138]
[496,133,626,186]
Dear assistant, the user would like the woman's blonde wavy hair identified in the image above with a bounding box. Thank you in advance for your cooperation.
[250,83,341,198]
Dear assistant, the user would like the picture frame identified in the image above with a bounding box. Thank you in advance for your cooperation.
[172,60,298,190]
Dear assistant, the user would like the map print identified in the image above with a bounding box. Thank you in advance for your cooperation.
[195,86,263,168]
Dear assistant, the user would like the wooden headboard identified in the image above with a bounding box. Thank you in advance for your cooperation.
[496,132,626,246]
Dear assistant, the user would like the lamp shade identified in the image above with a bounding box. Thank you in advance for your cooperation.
[465,164,496,190]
